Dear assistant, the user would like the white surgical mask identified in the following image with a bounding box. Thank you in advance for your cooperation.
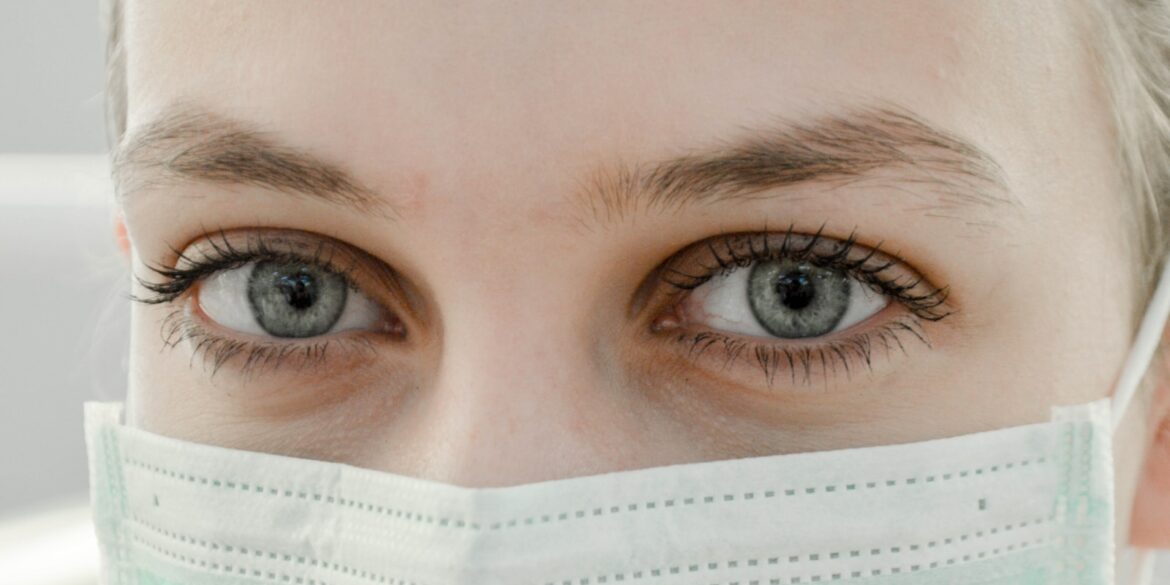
[85,258,1170,585]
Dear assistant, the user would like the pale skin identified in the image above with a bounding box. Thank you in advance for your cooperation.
[114,0,1170,557]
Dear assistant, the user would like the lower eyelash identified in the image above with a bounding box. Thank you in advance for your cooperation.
[673,315,930,388]
[159,308,377,379]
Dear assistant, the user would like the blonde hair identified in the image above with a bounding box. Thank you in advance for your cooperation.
[100,0,126,153]
[1082,0,1170,322]
[99,1,1170,315]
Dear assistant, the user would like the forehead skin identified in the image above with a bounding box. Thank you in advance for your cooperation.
[119,0,1143,546]
[123,2,1112,226]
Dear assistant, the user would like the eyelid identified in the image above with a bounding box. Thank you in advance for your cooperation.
[136,229,417,379]
[160,305,386,380]
[637,226,953,388]
[653,227,953,324]
[135,228,423,324]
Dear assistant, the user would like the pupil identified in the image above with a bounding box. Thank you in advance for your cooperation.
[774,270,815,310]
[277,271,318,311]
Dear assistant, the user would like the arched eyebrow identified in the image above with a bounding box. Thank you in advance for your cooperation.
[572,103,1015,227]
[112,104,398,217]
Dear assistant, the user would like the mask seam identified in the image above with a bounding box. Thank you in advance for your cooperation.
[104,423,133,584]
[125,510,1060,585]
[119,453,1053,533]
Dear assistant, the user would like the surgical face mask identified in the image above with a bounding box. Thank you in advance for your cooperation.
[85,259,1170,585]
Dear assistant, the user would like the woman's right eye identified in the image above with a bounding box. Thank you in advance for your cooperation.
[198,259,387,339]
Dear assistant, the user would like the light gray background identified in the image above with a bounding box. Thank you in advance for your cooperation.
[0,2,1166,581]
[1,2,107,154]
[0,159,125,517]
[1,0,115,521]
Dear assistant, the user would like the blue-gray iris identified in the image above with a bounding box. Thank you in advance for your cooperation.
[746,260,850,338]
[247,260,347,338]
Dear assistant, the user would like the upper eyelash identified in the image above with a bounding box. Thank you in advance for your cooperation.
[131,229,360,306]
[134,225,945,384]
[658,222,954,322]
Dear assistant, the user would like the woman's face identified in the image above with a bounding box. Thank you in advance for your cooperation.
[117,1,1165,546]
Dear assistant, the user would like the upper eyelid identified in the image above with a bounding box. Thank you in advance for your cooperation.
[134,230,374,306]
[136,226,952,332]
[139,228,446,331]
[656,228,954,322]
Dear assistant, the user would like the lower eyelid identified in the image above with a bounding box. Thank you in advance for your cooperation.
[672,295,903,351]
[160,304,388,379]
[660,314,931,389]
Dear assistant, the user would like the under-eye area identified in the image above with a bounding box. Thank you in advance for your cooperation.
[642,225,954,387]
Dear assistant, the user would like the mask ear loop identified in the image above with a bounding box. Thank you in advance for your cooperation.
[1131,548,1154,585]
[1111,253,1170,430]
[1110,256,1170,585]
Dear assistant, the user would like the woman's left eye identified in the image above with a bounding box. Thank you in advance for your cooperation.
[681,259,889,340]
[198,259,384,338]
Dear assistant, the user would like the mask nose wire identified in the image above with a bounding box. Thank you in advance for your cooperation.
[1111,254,1170,431]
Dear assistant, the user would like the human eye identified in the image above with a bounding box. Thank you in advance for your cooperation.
[199,258,381,338]
[643,225,954,387]
[132,229,408,376]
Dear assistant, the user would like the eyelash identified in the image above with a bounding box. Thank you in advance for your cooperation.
[659,224,950,320]
[133,230,360,305]
[133,230,380,377]
[133,225,952,384]
[155,308,379,378]
[654,223,953,386]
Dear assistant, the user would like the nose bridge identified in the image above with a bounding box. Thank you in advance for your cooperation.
[421,304,613,487]
[410,227,625,487]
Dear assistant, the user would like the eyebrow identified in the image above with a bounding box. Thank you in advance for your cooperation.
[112,105,396,217]
[573,103,1014,227]
[114,102,1012,227]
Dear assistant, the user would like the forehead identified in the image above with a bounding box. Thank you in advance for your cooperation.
[121,1,1099,217]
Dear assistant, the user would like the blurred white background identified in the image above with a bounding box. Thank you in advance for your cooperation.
[0,2,1167,584]
[1,2,121,583]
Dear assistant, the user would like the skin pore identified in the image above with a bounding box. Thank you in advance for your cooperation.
[115,0,1170,553]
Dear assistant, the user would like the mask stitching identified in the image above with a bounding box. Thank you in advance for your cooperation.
[541,523,1058,584]
[549,531,1056,585]
[125,512,1058,585]
[131,535,336,585]
[120,454,1052,532]
[128,516,408,585]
